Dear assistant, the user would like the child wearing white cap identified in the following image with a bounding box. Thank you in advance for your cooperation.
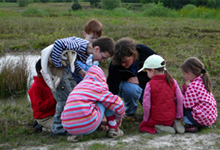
[139,54,185,134]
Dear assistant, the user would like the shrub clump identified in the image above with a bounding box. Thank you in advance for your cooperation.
[21,6,43,17]
[101,0,121,10]
[72,2,82,11]
[142,3,178,18]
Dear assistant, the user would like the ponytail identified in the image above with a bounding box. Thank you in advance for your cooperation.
[165,70,174,87]
[201,70,212,93]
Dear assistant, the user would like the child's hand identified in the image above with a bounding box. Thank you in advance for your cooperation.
[185,80,191,87]
[78,69,86,78]
[116,118,122,127]
[100,115,109,132]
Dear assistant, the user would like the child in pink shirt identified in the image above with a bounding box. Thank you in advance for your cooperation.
[139,55,184,134]
[181,57,217,133]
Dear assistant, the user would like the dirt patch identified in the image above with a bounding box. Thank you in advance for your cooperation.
[11,133,220,150]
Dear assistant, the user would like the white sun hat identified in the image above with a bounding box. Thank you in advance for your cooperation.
[138,54,166,72]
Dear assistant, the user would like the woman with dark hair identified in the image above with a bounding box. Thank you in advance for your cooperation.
[107,37,156,117]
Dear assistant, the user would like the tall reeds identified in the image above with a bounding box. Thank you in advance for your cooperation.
[0,56,29,98]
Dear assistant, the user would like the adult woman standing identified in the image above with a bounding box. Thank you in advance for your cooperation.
[107,37,157,117]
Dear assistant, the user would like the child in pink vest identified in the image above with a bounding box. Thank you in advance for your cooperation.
[139,55,184,134]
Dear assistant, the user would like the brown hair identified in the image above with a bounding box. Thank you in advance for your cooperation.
[84,19,102,37]
[112,37,138,65]
[181,57,212,92]
[92,36,115,56]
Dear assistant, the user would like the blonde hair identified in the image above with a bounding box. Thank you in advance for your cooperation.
[181,57,212,92]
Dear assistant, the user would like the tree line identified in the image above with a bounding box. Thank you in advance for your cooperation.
[2,0,220,9]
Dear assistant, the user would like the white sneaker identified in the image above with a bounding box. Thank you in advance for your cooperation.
[155,125,175,134]
[67,135,78,142]
[42,127,52,133]
[173,119,185,134]
[108,128,124,138]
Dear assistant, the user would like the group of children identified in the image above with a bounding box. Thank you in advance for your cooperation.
[28,18,218,141]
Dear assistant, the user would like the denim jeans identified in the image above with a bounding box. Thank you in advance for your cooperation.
[118,81,143,115]
[51,67,77,134]
[184,108,206,128]
[86,102,115,135]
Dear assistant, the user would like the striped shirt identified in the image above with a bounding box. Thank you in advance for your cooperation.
[51,36,90,73]
[61,66,125,135]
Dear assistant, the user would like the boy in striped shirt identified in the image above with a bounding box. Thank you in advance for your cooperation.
[50,36,115,138]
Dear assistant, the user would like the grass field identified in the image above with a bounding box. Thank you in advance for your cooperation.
[1,2,220,149]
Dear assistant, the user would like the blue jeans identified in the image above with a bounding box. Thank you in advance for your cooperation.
[118,81,143,115]
[85,102,115,135]
[51,67,77,134]
[184,108,206,128]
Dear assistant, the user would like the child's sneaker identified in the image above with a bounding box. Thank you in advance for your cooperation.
[42,127,52,133]
[67,135,79,142]
[173,119,185,134]
[32,120,38,128]
[108,128,124,138]
[155,125,175,134]
[34,125,42,133]
[184,124,198,133]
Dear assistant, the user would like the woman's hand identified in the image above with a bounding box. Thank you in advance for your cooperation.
[127,77,139,84]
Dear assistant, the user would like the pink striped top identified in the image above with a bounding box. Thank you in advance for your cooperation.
[61,66,125,135]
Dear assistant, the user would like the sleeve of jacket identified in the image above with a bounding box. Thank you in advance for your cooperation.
[107,62,122,95]
[136,44,157,89]
[174,79,183,119]
[98,90,125,118]
[29,85,56,114]
[143,82,151,122]
[39,86,57,112]
[183,83,198,109]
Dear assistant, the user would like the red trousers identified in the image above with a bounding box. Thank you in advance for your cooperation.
[139,118,174,134]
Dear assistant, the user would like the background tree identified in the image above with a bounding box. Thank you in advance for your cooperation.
[88,0,100,7]
[101,0,121,10]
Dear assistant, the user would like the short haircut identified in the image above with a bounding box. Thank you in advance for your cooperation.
[112,37,138,65]
[84,19,102,37]
[35,58,41,73]
[92,36,115,56]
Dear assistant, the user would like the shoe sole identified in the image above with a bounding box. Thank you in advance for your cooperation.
[155,125,176,134]
[108,128,124,138]
[174,120,185,134]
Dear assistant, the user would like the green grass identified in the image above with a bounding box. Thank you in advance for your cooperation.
[0,2,220,149]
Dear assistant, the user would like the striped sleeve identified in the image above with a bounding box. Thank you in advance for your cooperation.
[51,37,90,69]
[99,90,125,118]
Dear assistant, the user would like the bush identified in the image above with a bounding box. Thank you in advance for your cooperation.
[88,0,100,7]
[21,6,42,17]
[178,4,196,17]
[18,0,29,7]
[101,0,121,10]
[112,7,133,16]
[188,6,217,19]
[71,2,82,11]
[182,4,196,10]
[141,3,178,18]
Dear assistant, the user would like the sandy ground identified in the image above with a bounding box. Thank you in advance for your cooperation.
[11,132,220,150]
